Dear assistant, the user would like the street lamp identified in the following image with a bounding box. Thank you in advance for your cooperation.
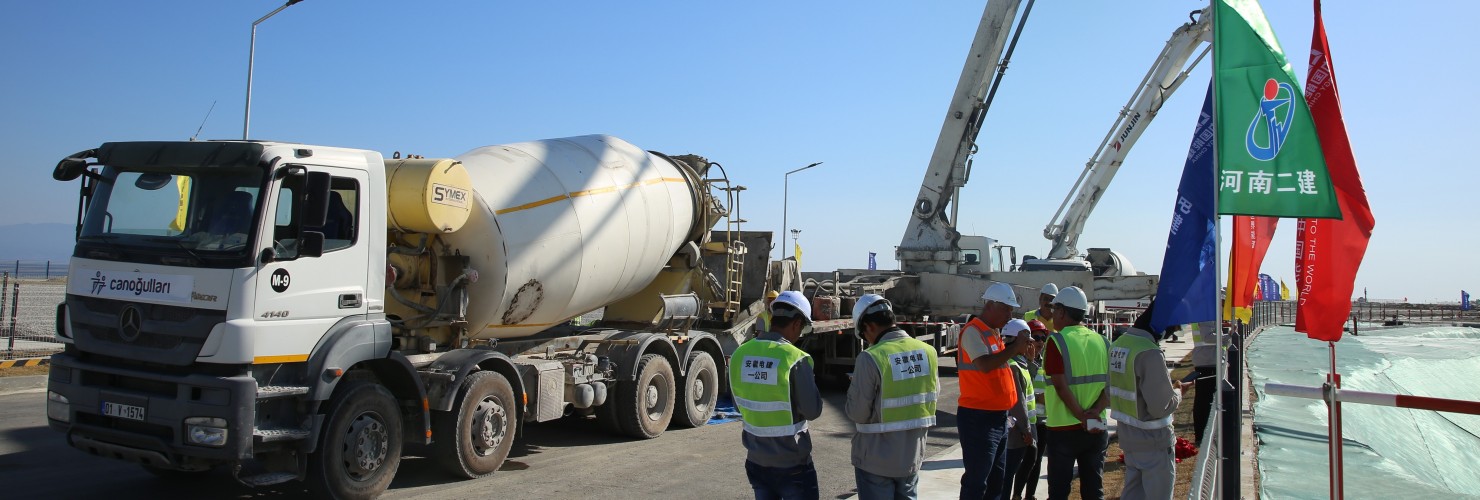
[243,0,305,140]
[782,162,823,260]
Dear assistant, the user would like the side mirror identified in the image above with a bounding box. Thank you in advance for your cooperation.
[301,171,332,229]
[299,231,325,258]
[53,149,97,181]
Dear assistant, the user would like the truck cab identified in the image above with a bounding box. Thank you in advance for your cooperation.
[49,141,397,489]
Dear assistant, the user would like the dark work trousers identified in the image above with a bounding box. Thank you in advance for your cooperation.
[1012,422,1048,499]
[1193,366,1217,445]
[957,407,1010,500]
[745,460,819,500]
[1046,427,1109,500]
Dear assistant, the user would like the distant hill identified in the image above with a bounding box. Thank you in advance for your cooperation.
[0,223,75,261]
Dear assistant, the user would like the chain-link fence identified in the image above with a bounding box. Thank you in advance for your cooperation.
[1,273,67,360]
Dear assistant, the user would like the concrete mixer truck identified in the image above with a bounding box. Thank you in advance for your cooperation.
[44,135,753,498]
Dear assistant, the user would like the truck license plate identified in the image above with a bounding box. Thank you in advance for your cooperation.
[101,402,146,421]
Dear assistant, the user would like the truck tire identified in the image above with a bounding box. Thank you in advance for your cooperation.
[673,351,718,428]
[432,371,516,479]
[307,380,404,500]
[615,353,675,439]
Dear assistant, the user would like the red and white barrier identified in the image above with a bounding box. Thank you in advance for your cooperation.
[1265,383,1480,416]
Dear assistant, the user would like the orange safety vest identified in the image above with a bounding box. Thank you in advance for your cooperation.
[957,318,1019,411]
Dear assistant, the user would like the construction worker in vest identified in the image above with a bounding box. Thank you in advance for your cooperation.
[730,290,824,500]
[1041,286,1111,500]
[756,290,781,334]
[1010,319,1052,500]
[998,319,1037,500]
[845,294,939,500]
[957,282,1028,500]
[1182,321,1218,446]
[1023,283,1058,333]
[1111,301,1183,500]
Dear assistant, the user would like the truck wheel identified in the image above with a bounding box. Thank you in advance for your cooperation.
[432,371,516,479]
[308,380,403,500]
[673,351,718,428]
[616,353,675,439]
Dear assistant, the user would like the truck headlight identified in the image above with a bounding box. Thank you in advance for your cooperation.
[184,417,228,447]
[47,391,70,423]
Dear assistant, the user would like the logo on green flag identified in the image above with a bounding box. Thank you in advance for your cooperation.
[1213,0,1340,218]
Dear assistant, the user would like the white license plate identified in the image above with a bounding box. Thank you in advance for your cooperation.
[101,402,146,421]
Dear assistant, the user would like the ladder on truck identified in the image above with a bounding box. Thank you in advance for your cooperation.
[704,181,747,322]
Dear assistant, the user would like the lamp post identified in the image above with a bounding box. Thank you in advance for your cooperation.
[244,0,305,140]
[782,162,823,260]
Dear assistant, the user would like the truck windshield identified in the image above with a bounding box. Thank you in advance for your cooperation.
[78,166,266,268]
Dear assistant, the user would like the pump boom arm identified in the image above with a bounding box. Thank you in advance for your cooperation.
[1041,8,1211,261]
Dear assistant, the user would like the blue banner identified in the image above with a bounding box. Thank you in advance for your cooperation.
[1464,290,1471,311]
[1151,84,1220,333]
[868,252,877,271]
[1258,273,1279,301]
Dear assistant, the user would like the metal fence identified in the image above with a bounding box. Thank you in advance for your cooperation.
[0,273,67,360]
[1,259,69,280]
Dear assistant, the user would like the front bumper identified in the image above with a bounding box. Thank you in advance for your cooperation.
[47,352,256,469]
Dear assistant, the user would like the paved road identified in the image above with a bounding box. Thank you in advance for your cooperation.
[0,362,963,499]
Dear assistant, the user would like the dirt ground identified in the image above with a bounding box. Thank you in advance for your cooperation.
[1066,354,1200,500]
[0,364,49,377]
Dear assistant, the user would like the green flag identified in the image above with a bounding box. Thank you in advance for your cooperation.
[1214,0,1340,218]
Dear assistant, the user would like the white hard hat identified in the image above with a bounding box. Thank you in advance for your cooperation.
[1051,286,1089,311]
[771,291,813,324]
[852,294,892,338]
[981,282,1020,308]
[1040,283,1059,297]
[1001,318,1031,339]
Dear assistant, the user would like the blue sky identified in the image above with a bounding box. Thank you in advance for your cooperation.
[2,1,1475,302]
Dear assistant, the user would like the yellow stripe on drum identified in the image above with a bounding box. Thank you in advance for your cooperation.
[493,178,688,216]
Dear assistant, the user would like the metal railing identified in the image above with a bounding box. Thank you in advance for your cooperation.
[0,259,69,280]
[0,273,67,360]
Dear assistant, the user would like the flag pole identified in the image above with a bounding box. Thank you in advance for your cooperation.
[1326,339,1344,499]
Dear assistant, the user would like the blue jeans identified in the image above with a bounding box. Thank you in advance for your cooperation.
[854,467,919,500]
[997,446,1027,500]
[957,407,1009,500]
[745,460,819,500]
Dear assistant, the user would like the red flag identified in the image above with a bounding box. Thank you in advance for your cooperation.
[1295,0,1375,341]
[1225,215,1278,323]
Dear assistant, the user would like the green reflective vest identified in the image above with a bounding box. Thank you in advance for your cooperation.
[1108,332,1172,429]
[729,338,813,437]
[1046,325,1110,427]
[1024,309,1056,332]
[1010,358,1037,423]
[858,336,939,433]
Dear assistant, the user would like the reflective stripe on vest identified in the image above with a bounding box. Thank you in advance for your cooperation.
[1011,359,1037,421]
[858,336,939,434]
[956,318,1019,411]
[1045,325,1110,427]
[728,338,812,437]
[1108,332,1173,429]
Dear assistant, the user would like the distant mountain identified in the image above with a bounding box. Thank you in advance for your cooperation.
[0,223,75,261]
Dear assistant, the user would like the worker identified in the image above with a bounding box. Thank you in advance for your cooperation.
[729,290,824,500]
[998,319,1036,500]
[845,294,939,500]
[757,290,781,334]
[1111,301,1183,500]
[1023,283,1058,332]
[1183,321,1219,446]
[1042,286,1110,500]
[957,282,1028,500]
[1010,320,1051,500]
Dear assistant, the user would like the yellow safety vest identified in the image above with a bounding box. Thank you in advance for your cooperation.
[1108,332,1172,429]
[858,336,939,433]
[1011,358,1037,423]
[729,338,813,437]
[1046,325,1109,427]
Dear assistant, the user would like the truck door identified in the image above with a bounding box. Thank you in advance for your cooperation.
[252,166,370,361]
